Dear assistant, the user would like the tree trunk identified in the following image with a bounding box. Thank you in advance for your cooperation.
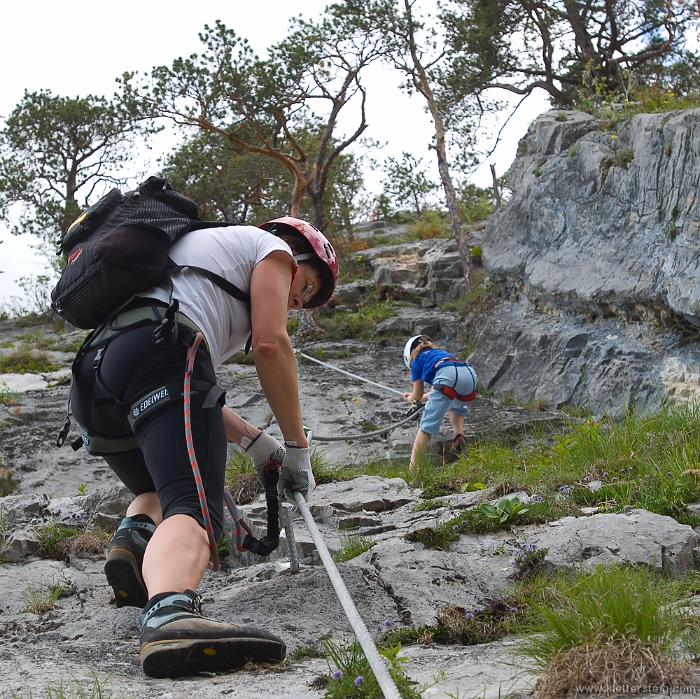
[403,0,472,292]
[490,163,502,209]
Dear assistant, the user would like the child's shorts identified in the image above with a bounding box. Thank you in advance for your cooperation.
[419,364,477,435]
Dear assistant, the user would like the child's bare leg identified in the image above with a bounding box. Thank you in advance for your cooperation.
[410,429,431,478]
[448,409,464,438]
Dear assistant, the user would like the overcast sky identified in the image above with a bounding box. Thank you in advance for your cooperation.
[0,0,549,306]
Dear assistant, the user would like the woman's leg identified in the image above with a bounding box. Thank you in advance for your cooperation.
[142,513,210,596]
[126,492,162,524]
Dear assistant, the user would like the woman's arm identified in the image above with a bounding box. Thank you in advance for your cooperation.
[248,250,308,448]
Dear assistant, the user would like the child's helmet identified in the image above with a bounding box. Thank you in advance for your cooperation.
[259,217,338,308]
[403,335,424,368]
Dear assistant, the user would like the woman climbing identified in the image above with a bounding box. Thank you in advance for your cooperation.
[70,216,337,678]
[401,335,478,478]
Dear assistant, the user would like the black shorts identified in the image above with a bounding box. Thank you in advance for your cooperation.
[71,315,227,540]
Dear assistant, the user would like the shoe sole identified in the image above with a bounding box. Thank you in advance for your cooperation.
[140,636,286,678]
[104,548,148,608]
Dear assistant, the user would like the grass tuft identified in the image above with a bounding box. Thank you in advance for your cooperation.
[518,564,700,698]
[0,346,62,374]
[332,533,375,563]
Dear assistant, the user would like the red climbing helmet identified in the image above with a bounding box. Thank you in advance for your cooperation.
[259,216,339,308]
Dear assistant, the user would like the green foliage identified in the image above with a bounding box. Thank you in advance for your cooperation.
[318,639,421,699]
[458,183,495,224]
[412,498,448,512]
[381,152,439,215]
[444,0,699,108]
[0,346,61,374]
[479,495,529,524]
[338,250,374,284]
[35,524,78,559]
[161,123,366,239]
[130,12,384,232]
[0,90,152,248]
[332,533,375,563]
[20,580,64,614]
[0,465,17,497]
[510,542,549,579]
[315,300,398,340]
[410,210,451,240]
[613,146,635,169]
[0,382,21,405]
[380,597,524,649]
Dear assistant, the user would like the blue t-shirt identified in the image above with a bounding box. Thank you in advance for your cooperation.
[411,348,452,385]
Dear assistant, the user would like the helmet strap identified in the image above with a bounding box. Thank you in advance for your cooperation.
[294,253,315,263]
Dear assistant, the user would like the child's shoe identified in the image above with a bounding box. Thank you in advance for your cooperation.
[450,434,466,454]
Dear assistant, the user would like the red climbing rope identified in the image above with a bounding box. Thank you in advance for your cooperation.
[184,332,220,571]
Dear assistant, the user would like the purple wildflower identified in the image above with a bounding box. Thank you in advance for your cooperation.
[466,612,474,620]
[355,676,365,687]
[510,607,519,612]
[384,620,393,628]
[332,670,343,680]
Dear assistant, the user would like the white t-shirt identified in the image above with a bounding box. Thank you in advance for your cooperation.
[142,225,293,368]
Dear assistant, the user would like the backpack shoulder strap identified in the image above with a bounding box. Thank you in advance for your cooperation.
[168,260,251,304]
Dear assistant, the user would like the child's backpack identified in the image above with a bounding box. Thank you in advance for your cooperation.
[51,176,249,329]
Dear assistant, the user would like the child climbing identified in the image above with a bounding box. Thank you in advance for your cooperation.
[401,335,478,477]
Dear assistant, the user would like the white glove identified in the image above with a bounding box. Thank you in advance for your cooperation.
[279,443,315,503]
[242,431,285,488]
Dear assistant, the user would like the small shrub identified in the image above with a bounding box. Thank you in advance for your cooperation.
[20,580,64,614]
[35,524,78,559]
[0,347,61,374]
[36,523,109,561]
[519,564,700,698]
[613,146,635,169]
[480,495,530,525]
[316,638,421,699]
[412,498,447,512]
[0,466,17,497]
[333,533,375,563]
[510,542,549,579]
[0,382,21,405]
[411,210,450,239]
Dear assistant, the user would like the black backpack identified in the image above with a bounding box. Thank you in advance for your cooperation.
[51,176,250,329]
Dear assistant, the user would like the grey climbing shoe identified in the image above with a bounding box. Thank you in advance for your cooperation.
[139,589,286,678]
[104,515,155,608]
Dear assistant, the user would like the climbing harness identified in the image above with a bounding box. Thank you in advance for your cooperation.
[432,357,478,402]
[184,333,282,570]
[293,489,402,699]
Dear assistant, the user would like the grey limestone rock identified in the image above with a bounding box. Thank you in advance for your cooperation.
[483,108,700,327]
[532,509,700,578]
